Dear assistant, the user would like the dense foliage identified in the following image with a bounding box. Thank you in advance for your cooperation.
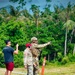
[0,1,75,67]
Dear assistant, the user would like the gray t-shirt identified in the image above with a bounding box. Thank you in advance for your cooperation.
[3,46,14,63]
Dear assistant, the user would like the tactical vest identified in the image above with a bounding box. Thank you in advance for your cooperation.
[31,44,41,57]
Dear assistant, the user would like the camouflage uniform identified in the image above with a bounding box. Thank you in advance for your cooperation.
[31,37,51,75]
[24,48,33,75]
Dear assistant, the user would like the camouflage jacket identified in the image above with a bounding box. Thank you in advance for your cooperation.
[31,42,50,57]
[23,48,33,66]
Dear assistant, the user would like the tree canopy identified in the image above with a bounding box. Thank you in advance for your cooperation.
[0,1,75,67]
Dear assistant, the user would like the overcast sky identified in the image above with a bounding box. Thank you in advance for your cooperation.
[0,0,75,11]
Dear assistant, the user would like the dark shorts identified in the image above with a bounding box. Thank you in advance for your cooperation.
[5,62,14,71]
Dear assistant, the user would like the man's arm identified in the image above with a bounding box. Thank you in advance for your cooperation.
[24,51,27,69]
[34,41,51,48]
[14,44,19,54]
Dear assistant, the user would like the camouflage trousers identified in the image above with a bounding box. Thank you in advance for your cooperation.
[27,65,33,75]
[33,57,39,75]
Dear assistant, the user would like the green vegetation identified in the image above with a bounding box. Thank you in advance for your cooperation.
[1,63,75,75]
[0,1,75,67]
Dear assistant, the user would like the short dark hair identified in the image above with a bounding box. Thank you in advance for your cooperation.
[5,40,10,44]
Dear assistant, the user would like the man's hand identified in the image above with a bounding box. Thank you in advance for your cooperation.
[24,65,27,69]
[14,44,19,54]
[33,63,37,67]
[16,44,19,48]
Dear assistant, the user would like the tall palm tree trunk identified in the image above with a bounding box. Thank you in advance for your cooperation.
[73,44,75,55]
[64,28,68,56]
[36,17,38,35]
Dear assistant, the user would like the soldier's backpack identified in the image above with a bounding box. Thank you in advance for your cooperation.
[31,47,41,57]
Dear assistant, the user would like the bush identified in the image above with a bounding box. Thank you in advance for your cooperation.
[68,53,75,62]
[14,51,23,67]
[46,60,50,65]
[0,51,5,67]
[39,57,43,65]
[57,52,63,62]
[61,56,69,65]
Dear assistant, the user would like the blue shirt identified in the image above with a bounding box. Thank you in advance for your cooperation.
[3,46,14,63]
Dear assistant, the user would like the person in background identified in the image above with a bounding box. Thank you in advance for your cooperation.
[31,37,51,75]
[24,43,33,75]
[2,40,19,75]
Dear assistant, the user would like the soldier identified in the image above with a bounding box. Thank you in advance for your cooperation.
[24,43,33,75]
[31,37,51,75]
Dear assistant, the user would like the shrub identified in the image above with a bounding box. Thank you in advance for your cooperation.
[57,52,63,62]
[39,57,43,65]
[0,51,5,67]
[61,56,69,65]
[68,53,75,62]
[14,51,23,67]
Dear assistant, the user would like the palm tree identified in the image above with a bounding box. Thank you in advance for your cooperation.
[63,20,75,56]
[63,2,73,56]
[30,5,40,35]
[70,27,75,55]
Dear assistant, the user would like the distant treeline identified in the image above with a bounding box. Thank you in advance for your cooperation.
[0,1,75,67]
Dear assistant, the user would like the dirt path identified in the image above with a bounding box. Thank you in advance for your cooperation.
[0,65,75,75]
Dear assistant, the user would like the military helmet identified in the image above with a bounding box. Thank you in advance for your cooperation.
[31,37,38,41]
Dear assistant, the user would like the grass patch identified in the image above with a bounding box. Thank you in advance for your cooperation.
[0,62,75,75]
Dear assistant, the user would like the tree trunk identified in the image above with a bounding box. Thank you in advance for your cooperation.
[48,54,50,62]
[73,44,75,55]
[36,18,38,35]
[64,28,68,56]
[69,28,74,43]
